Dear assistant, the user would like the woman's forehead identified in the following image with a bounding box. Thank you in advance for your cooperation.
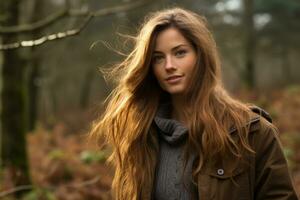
[154,27,191,51]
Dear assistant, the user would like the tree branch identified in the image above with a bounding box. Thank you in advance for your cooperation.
[0,0,149,34]
[0,0,150,50]
[0,185,34,198]
[0,14,93,50]
[0,8,69,34]
[92,0,149,17]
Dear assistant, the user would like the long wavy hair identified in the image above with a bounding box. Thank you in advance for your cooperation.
[90,7,254,199]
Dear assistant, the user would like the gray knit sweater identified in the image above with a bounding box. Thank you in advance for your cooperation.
[152,103,198,200]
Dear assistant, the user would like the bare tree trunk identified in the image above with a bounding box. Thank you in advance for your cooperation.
[243,0,256,89]
[0,0,31,196]
[79,69,95,109]
[280,45,292,85]
[27,0,44,131]
[28,60,40,131]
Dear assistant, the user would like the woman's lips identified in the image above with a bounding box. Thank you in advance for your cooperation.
[165,75,183,84]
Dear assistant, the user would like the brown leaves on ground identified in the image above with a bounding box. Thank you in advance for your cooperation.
[26,122,113,200]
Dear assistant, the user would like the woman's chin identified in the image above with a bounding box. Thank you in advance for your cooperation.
[164,88,185,96]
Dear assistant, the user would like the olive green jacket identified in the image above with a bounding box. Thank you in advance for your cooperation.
[195,113,299,200]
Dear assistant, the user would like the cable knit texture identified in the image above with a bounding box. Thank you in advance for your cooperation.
[152,102,198,200]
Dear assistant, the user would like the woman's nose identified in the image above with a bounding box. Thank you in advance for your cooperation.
[164,56,176,71]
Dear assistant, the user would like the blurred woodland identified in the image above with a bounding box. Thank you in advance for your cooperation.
[0,0,300,199]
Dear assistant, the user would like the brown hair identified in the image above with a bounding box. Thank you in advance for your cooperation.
[90,7,253,199]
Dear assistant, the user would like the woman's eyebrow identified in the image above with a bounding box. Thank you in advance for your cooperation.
[153,51,163,55]
[153,44,189,54]
[171,44,189,51]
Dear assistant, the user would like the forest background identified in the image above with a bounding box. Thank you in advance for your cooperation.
[0,0,300,199]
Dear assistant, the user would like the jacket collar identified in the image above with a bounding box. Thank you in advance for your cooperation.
[229,105,272,134]
[228,116,260,134]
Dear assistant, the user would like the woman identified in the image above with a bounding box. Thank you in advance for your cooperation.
[90,7,298,200]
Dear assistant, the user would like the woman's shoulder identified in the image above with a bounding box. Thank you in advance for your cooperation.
[228,105,273,135]
[247,105,274,133]
[246,105,282,151]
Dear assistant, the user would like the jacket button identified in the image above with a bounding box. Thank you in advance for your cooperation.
[217,168,224,176]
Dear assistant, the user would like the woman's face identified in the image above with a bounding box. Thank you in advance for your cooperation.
[152,27,197,95]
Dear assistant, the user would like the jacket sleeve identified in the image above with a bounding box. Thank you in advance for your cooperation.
[252,119,299,200]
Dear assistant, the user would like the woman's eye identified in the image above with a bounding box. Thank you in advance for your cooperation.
[175,50,187,57]
[152,55,164,64]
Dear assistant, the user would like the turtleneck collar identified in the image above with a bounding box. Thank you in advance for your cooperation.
[154,102,188,145]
